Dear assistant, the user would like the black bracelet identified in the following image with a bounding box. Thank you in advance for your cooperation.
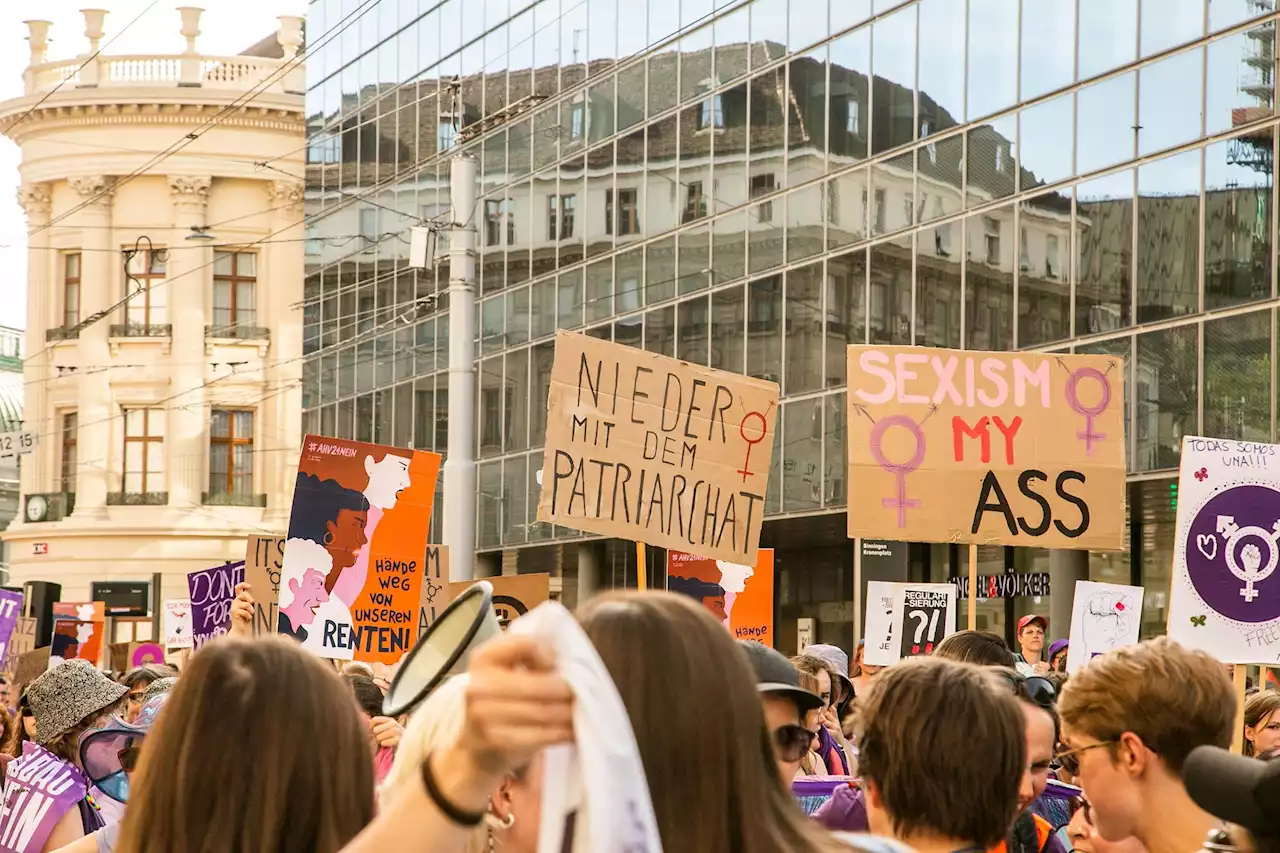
[420,752,486,827]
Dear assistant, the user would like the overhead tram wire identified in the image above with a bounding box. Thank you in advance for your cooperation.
[26,0,386,239]
[4,0,162,132]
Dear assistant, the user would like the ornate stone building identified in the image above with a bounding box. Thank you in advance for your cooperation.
[0,8,306,601]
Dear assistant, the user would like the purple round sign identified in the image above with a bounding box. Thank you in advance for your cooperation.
[1184,484,1280,624]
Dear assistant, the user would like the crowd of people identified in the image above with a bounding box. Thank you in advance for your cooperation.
[0,583,1273,853]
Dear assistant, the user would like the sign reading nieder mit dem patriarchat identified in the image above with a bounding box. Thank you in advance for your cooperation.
[537,330,780,565]
[845,346,1126,550]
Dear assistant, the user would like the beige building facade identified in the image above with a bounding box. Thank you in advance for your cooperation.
[0,8,306,602]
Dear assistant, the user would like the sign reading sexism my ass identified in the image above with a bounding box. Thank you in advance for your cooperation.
[538,331,779,564]
[846,346,1126,550]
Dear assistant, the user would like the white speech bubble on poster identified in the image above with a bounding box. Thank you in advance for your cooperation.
[1066,580,1144,672]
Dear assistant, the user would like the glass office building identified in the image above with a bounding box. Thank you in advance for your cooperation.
[302,0,1280,651]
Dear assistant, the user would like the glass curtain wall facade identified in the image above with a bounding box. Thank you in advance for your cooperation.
[302,0,1280,650]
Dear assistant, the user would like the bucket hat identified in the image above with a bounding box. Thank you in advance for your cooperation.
[142,676,177,702]
[27,659,129,744]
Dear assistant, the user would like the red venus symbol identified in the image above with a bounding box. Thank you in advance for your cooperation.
[736,403,774,483]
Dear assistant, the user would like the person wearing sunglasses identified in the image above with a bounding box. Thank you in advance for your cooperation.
[1058,638,1236,853]
[738,641,826,785]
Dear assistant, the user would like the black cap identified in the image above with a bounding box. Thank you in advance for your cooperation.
[1183,745,1280,837]
[738,641,825,714]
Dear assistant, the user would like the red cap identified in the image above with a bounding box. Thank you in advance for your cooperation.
[1017,614,1047,634]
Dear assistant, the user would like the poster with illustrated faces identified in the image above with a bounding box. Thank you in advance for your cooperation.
[667,550,775,646]
[277,435,442,665]
[1168,436,1280,664]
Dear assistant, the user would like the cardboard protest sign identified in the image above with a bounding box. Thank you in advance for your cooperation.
[163,599,193,648]
[865,583,957,666]
[14,647,51,688]
[1168,436,1280,663]
[0,742,90,853]
[1067,580,1144,672]
[417,545,449,636]
[862,581,899,665]
[443,574,551,628]
[187,561,246,649]
[245,535,285,637]
[845,346,1125,549]
[279,435,442,664]
[0,591,23,669]
[668,549,775,645]
[110,641,167,672]
[3,618,35,675]
[537,330,779,565]
[51,602,105,665]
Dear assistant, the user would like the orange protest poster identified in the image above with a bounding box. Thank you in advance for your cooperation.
[278,435,442,665]
[667,549,775,646]
[51,602,106,666]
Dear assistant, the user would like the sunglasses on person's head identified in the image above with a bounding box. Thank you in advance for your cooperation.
[994,669,1057,707]
[772,724,816,763]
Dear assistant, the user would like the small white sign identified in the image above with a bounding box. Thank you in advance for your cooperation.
[797,617,815,652]
[1066,580,1144,673]
[163,598,194,649]
[862,581,900,667]
[0,430,36,460]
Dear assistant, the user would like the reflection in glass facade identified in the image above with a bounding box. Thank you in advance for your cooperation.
[303,0,1280,648]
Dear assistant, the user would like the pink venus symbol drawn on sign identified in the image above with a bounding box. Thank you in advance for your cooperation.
[870,414,927,528]
[736,403,774,483]
[1065,365,1112,455]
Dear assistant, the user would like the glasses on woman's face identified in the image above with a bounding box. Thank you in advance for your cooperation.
[1055,740,1115,776]
[772,724,817,763]
[127,690,147,707]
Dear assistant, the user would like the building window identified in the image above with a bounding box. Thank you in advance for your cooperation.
[996,145,1006,173]
[825,182,840,226]
[570,101,586,141]
[873,188,887,233]
[751,173,777,223]
[903,197,915,226]
[124,248,167,327]
[935,198,952,256]
[1020,226,1032,271]
[682,181,707,223]
[123,408,164,494]
[847,101,860,135]
[1046,233,1060,279]
[485,200,514,246]
[438,119,457,152]
[606,188,639,236]
[697,94,725,131]
[213,252,257,332]
[984,216,1002,265]
[209,409,254,497]
[59,412,77,494]
[359,208,378,244]
[62,253,81,330]
[548,194,575,240]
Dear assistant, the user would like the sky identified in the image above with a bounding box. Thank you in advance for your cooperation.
[0,0,304,332]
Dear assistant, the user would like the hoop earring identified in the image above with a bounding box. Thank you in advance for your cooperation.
[485,809,515,853]
[323,531,334,545]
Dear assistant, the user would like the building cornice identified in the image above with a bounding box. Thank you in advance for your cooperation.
[0,100,303,145]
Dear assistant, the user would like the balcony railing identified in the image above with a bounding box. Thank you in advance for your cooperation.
[107,491,168,506]
[45,325,79,342]
[205,324,270,340]
[26,54,296,96]
[109,323,172,338]
[202,491,267,507]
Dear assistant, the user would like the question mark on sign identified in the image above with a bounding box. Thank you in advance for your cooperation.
[908,610,928,654]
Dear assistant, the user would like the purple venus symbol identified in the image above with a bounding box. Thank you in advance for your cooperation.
[1066,367,1112,455]
[869,414,927,528]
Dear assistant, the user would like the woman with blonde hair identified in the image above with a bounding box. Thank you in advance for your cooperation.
[1244,690,1280,757]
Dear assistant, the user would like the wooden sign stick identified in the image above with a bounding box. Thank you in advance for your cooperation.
[967,542,978,630]
[1231,665,1248,755]
[636,542,648,591]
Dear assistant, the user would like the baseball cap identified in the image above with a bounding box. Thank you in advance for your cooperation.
[738,641,825,714]
[1183,745,1280,837]
[1017,615,1047,634]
